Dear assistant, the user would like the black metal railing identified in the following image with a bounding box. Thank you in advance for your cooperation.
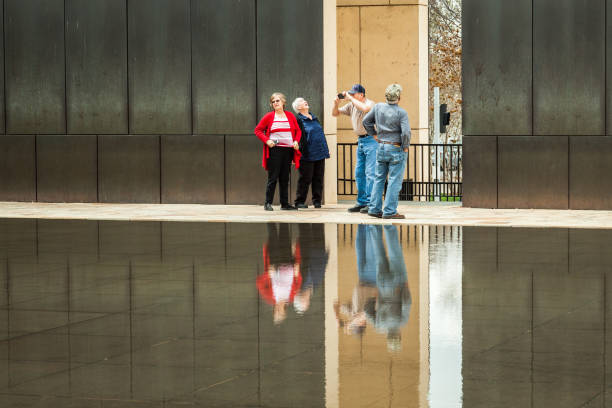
[337,143,462,201]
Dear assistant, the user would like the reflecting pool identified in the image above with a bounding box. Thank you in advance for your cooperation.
[0,220,609,407]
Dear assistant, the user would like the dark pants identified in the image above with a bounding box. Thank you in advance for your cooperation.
[266,147,293,206]
[295,159,325,205]
[267,223,293,264]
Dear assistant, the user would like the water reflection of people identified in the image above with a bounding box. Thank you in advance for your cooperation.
[335,224,411,352]
[293,224,329,315]
[335,224,378,335]
[366,224,411,352]
[256,224,302,324]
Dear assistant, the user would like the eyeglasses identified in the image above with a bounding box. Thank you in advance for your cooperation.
[272,99,282,103]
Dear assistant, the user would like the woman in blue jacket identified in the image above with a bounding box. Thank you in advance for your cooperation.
[292,97,330,208]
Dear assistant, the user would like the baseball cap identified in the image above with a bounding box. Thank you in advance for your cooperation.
[347,84,366,95]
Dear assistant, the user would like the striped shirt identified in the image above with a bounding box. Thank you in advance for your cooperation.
[269,116,293,147]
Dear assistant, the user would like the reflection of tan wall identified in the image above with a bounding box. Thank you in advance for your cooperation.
[336,224,427,408]
[337,1,428,145]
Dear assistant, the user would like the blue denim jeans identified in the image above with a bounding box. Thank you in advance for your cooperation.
[356,224,377,285]
[366,224,411,332]
[369,144,407,216]
[354,136,378,206]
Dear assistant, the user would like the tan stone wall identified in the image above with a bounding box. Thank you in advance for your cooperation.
[336,1,428,144]
[324,0,338,204]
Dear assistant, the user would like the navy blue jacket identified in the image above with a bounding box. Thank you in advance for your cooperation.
[297,113,330,162]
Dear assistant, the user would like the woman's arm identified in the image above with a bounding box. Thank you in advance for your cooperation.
[287,112,301,150]
[254,113,271,144]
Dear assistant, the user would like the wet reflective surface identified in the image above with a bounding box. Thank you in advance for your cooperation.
[0,220,611,407]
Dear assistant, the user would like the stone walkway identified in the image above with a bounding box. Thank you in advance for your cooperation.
[0,201,611,229]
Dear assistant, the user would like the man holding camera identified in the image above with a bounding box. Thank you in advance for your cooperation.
[333,84,376,213]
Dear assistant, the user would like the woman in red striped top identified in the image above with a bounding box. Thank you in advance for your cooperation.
[254,92,302,211]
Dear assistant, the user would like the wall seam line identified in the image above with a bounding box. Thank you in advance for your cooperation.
[64,0,68,134]
[3,0,6,135]
[126,0,130,134]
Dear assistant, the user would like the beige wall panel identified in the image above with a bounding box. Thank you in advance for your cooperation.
[410,128,428,145]
[324,0,338,135]
[361,6,422,127]
[417,4,429,129]
[337,7,360,131]
[338,0,426,4]
[324,0,338,203]
[391,0,427,5]
[337,128,357,144]
[337,0,390,6]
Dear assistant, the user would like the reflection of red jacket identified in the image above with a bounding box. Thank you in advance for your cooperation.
[256,244,302,305]
[254,111,302,170]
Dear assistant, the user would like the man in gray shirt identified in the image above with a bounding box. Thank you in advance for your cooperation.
[362,84,411,219]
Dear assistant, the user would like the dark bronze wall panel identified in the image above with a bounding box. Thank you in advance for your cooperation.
[5,0,65,134]
[161,135,224,204]
[498,136,568,209]
[98,135,160,203]
[462,0,532,135]
[225,135,270,205]
[462,136,497,208]
[569,137,612,210]
[533,0,605,135]
[0,136,35,201]
[0,2,5,133]
[66,0,128,134]
[128,0,191,134]
[607,0,612,134]
[257,0,323,121]
[192,0,256,134]
[36,135,97,203]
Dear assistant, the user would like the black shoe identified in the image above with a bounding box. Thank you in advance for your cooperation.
[281,205,298,210]
[295,203,308,209]
[359,206,370,214]
[313,202,322,208]
[368,212,382,218]
[264,203,273,211]
[348,204,367,213]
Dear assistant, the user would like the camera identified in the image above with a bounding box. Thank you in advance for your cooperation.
[337,93,345,99]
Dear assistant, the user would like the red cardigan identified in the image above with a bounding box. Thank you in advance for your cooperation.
[256,243,303,305]
[254,111,302,170]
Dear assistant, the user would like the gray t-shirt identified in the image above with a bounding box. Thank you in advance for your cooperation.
[338,98,375,136]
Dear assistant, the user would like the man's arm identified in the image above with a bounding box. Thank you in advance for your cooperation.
[333,95,351,117]
[347,94,373,113]
[362,107,377,136]
[400,112,411,152]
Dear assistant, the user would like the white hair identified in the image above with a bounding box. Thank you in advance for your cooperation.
[292,97,305,113]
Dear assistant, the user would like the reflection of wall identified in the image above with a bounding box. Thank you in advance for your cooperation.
[0,220,325,406]
[0,1,331,205]
[336,224,425,407]
[462,227,612,407]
